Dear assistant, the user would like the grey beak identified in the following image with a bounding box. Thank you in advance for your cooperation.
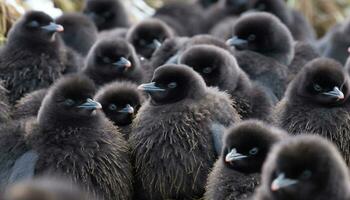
[225,148,248,162]
[148,39,162,49]
[137,82,166,92]
[77,98,102,110]
[118,104,134,114]
[113,57,132,69]
[322,86,344,101]
[41,22,64,32]
[271,173,298,191]
[226,36,248,50]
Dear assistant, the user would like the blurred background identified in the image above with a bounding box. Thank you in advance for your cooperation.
[1,0,350,44]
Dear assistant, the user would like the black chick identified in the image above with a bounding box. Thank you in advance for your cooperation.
[227,12,292,100]
[0,11,66,104]
[274,58,350,165]
[83,38,144,86]
[126,18,175,60]
[288,41,320,82]
[317,17,350,65]
[130,64,241,200]
[56,13,98,56]
[179,44,273,121]
[209,16,238,40]
[149,36,189,76]
[150,34,232,73]
[83,0,129,31]
[205,120,287,200]
[228,12,294,65]
[98,27,128,39]
[253,135,350,200]
[0,75,133,200]
[94,81,145,139]
[202,0,249,32]
[12,89,47,120]
[0,82,11,124]
[248,0,316,42]
[154,1,203,36]
[3,177,92,200]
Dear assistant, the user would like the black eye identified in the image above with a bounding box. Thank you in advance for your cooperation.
[300,170,312,180]
[64,99,75,106]
[202,67,212,74]
[102,57,112,64]
[313,84,323,92]
[248,34,256,41]
[139,39,147,46]
[249,147,259,155]
[109,104,117,111]
[28,20,40,28]
[103,11,111,18]
[168,82,177,89]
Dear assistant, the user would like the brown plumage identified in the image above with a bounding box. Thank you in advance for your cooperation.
[179,44,272,121]
[288,42,320,82]
[0,11,66,104]
[205,120,287,200]
[83,37,144,86]
[130,64,241,200]
[94,81,145,139]
[254,135,350,200]
[0,75,133,200]
[274,58,350,165]
[12,89,47,120]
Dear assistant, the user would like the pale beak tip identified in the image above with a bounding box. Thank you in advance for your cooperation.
[57,25,64,32]
[271,183,279,192]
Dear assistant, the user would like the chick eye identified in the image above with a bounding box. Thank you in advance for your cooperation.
[249,147,259,155]
[203,67,213,74]
[313,84,323,92]
[300,170,312,180]
[64,99,75,106]
[28,20,40,28]
[139,39,147,46]
[168,82,177,89]
[103,11,112,18]
[109,104,117,111]
[248,34,256,41]
[102,57,112,64]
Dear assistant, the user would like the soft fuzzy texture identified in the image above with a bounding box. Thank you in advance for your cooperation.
[254,135,350,200]
[0,11,67,104]
[180,44,273,121]
[274,58,350,165]
[205,120,287,200]
[130,65,241,200]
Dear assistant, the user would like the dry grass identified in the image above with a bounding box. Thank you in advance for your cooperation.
[287,0,350,37]
[53,0,85,12]
[0,0,349,43]
[0,1,21,45]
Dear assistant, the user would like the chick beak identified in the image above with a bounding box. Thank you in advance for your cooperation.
[118,104,134,114]
[226,36,248,50]
[148,39,162,50]
[225,148,248,163]
[113,57,132,70]
[138,82,166,92]
[271,173,298,191]
[41,22,64,33]
[322,87,344,101]
[77,98,102,110]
